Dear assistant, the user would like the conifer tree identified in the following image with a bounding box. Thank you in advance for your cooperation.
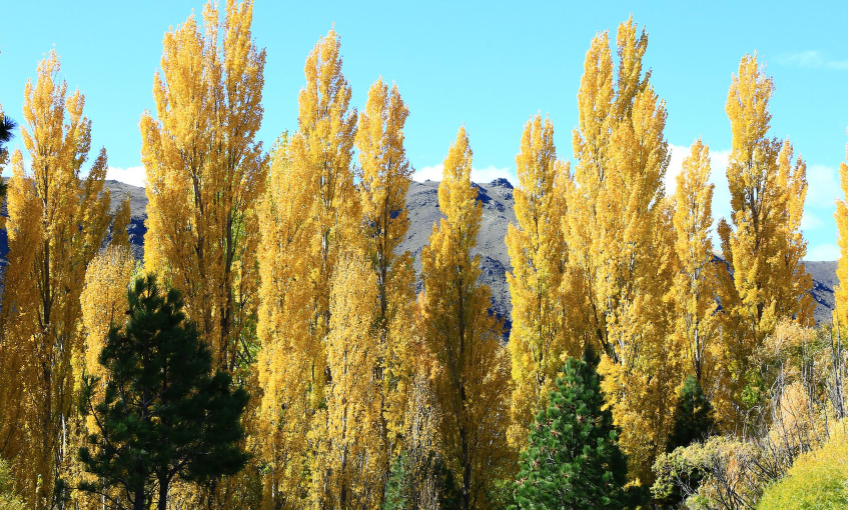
[513,349,629,510]
[506,114,575,450]
[256,28,359,508]
[671,140,720,385]
[418,127,512,510]
[0,50,111,507]
[77,275,249,510]
[667,376,715,453]
[716,54,814,423]
[140,0,267,372]
[0,108,15,199]
[564,17,680,480]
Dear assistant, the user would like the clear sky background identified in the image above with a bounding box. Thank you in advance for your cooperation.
[1,0,847,259]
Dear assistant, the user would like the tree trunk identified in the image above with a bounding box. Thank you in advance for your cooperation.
[134,488,146,510]
[158,477,169,510]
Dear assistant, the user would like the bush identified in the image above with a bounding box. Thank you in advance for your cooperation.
[757,426,848,510]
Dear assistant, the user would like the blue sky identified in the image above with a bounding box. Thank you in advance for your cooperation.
[1,0,847,259]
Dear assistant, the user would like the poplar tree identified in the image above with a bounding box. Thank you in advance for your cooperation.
[506,114,574,450]
[140,0,267,373]
[564,17,679,481]
[314,252,385,508]
[80,246,137,382]
[0,50,111,507]
[256,28,359,508]
[418,127,512,510]
[835,129,848,324]
[716,54,813,423]
[356,78,418,498]
[670,140,720,385]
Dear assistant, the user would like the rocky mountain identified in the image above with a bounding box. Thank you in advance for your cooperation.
[0,178,837,330]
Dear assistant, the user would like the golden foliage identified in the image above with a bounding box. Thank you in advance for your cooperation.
[670,140,721,385]
[418,127,512,510]
[256,28,360,509]
[140,0,267,372]
[356,77,418,493]
[111,194,132,250]
[717,54,814,424]
[835,127,848,325]
[80,246,136,381]
[565,16,679,481]
[312,251,385,509]
[505,114,575,449]
[0,50,111,508]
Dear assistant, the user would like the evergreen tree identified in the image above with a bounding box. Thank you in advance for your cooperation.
[653,376,715,508]
[77,275,249,510]
[513,348,628,510]
[667,375,715,453]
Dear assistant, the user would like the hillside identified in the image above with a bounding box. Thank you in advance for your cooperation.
[1,178,837,329]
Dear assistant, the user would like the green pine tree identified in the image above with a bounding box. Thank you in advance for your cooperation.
[77,274,250,510]
[654,375,716,508]
[667,375,715,453]
[513,347,629,509]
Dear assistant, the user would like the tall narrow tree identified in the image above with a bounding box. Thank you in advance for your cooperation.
[670,140,720,386]
[835,128,848,325]
[356,77,418,487]
[418,127,512,510]
[140,0,267,373]
[256,28,359,509]
[0,50,111,507]
[564,17,679,481]
[716,54,813,424]
[313,251,385,508]
[506,114,574,450]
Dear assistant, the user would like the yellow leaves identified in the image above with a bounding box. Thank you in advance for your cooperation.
[256,28,363,509]
[670,140,720,384]
[835,131,848,324]
[142,0,267,371]
[566,16,678,482]
[506,114,574,449]
[419,127,511,509]
[0,49,111,509]
[313,250,385,509]
[718,54,814,425]
[80,246,136,380]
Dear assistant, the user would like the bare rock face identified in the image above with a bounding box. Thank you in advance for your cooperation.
[400,179,516,331]
[1,178,836,334]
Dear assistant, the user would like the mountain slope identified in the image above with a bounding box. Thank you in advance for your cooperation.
[2,179,835,329]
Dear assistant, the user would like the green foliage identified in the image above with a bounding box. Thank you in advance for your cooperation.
[668,376,715,452]
[513,348,629,510]
[77,274,250,510]
[757,429,848,510]
[652,376,716,507]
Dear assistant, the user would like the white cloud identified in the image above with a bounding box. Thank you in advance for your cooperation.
[413,164,516,185]
[802,211,824,231]
[106,166,146,188]
[805,164,841,211]
[806,243,841,261]
[776,50,848,70]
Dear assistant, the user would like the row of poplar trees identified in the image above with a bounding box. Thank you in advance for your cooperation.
[0,1,827,508]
